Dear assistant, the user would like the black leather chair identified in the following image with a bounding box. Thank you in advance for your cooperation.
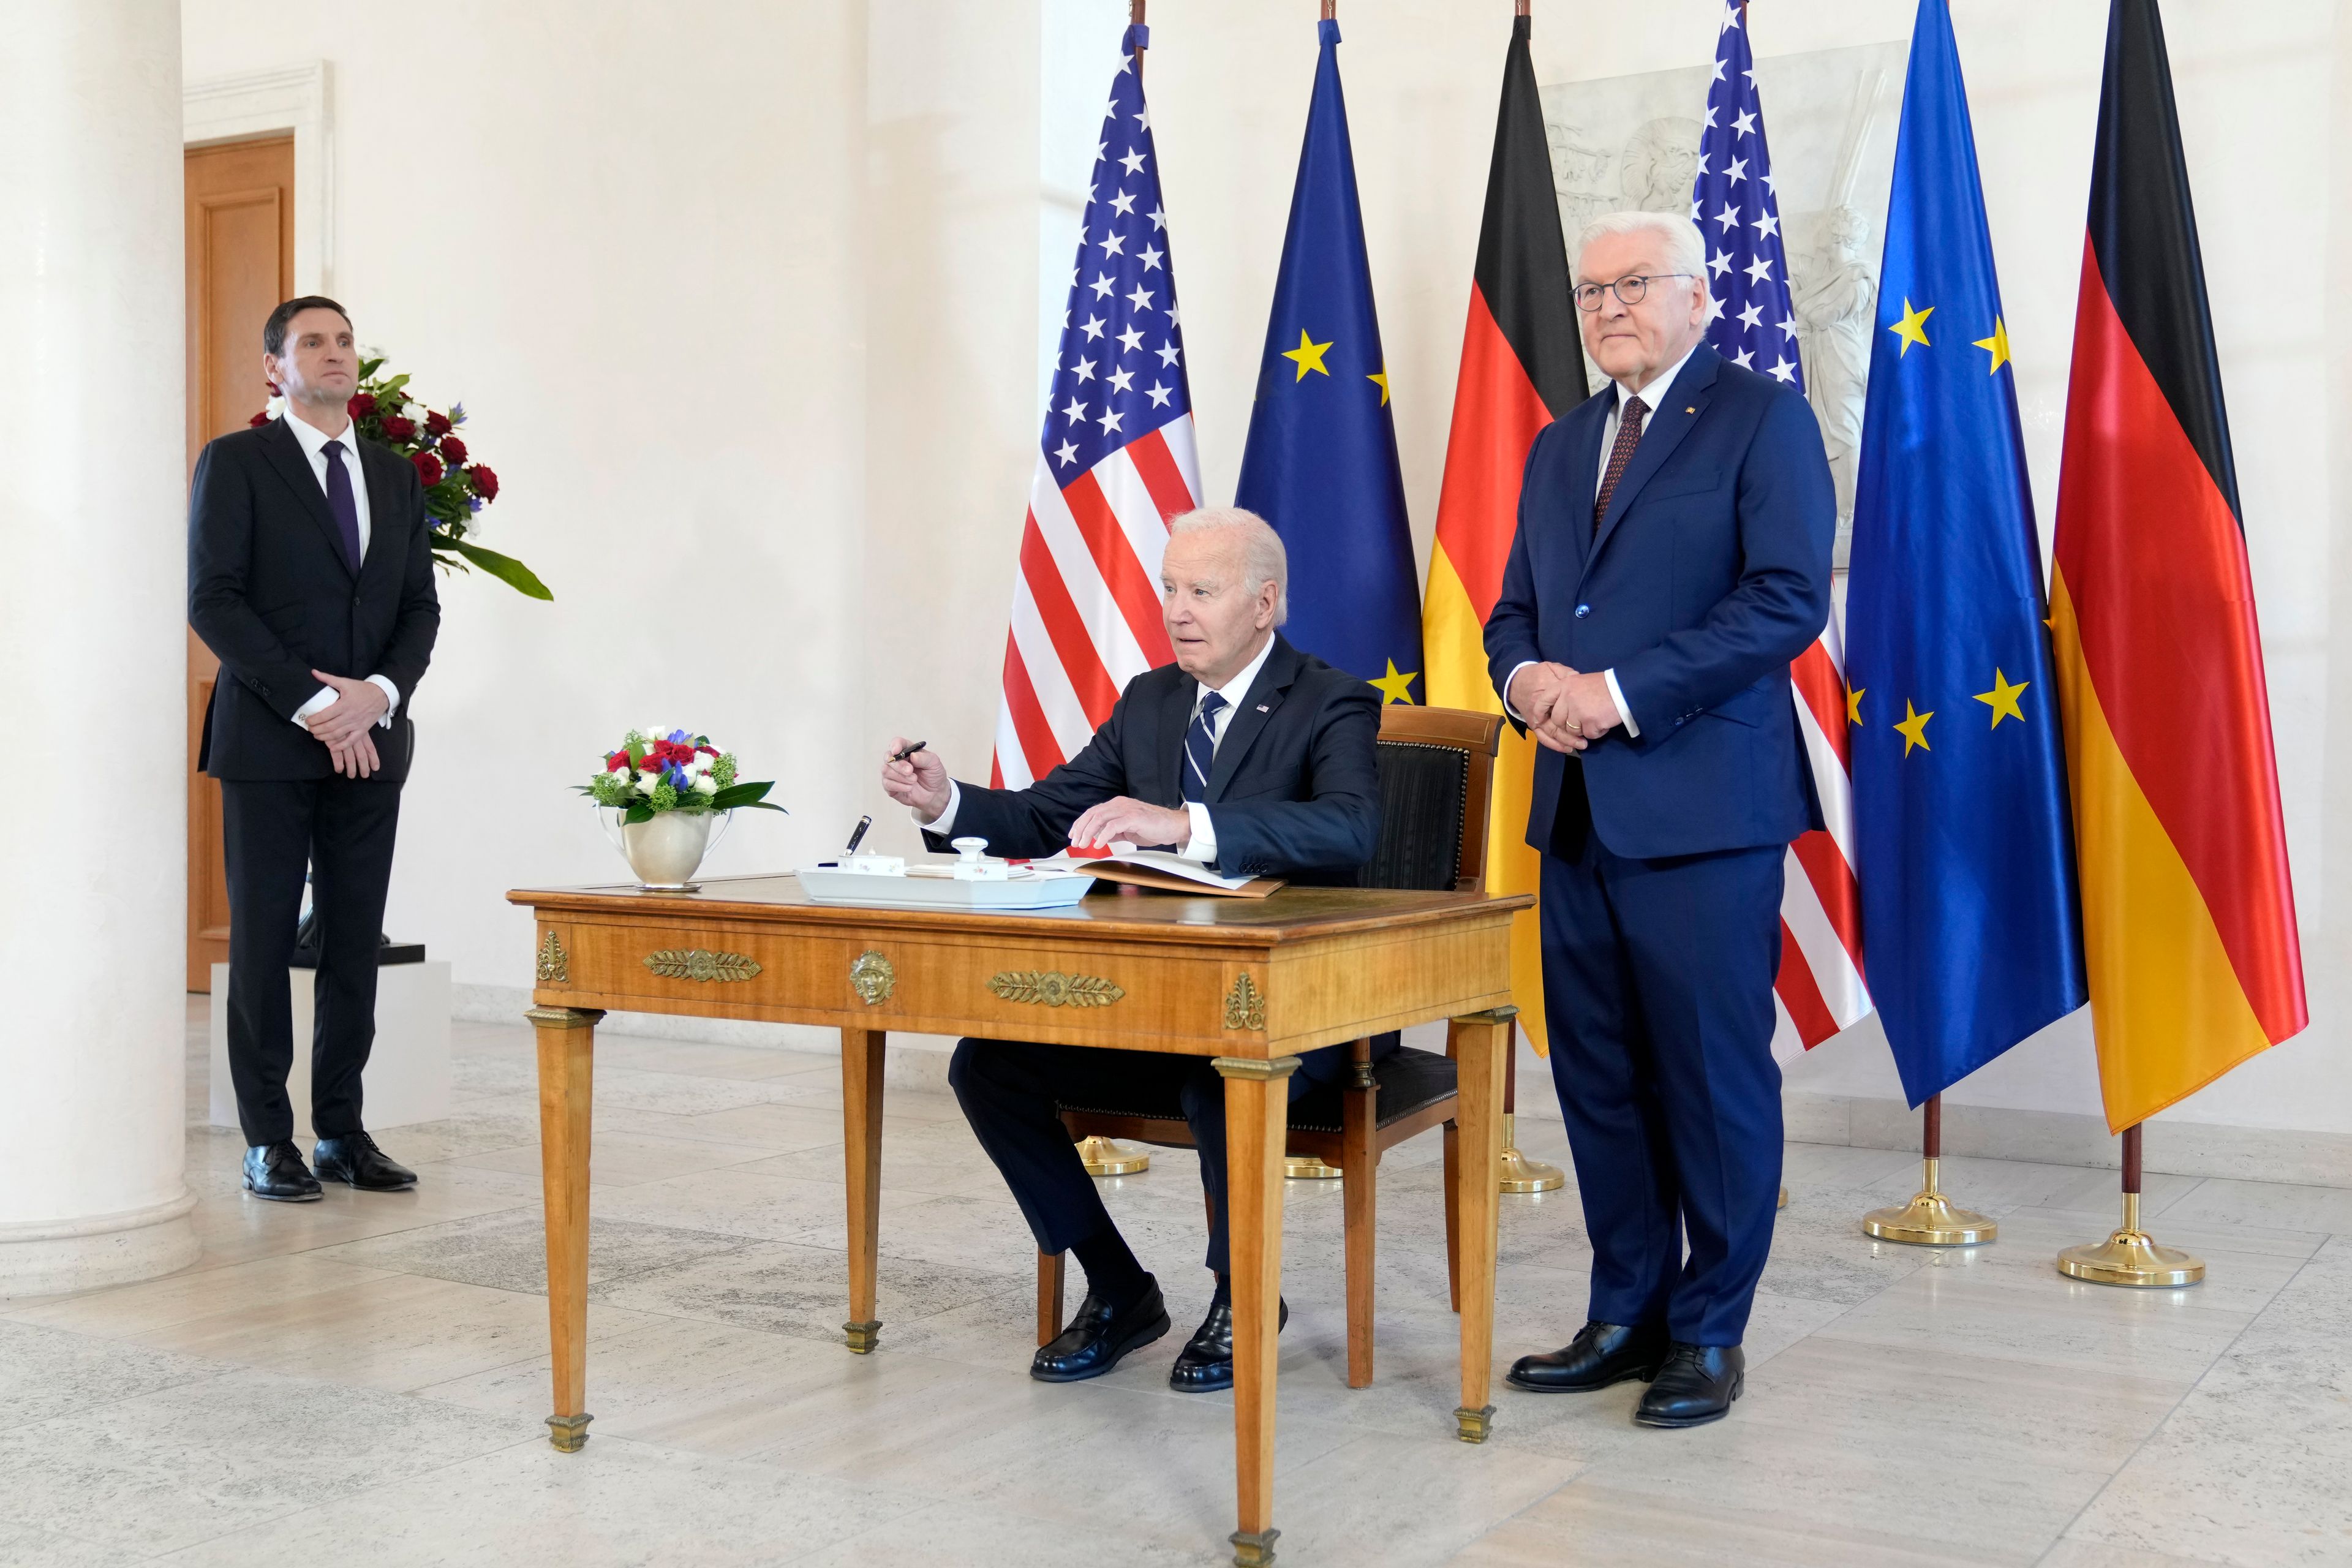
[1039,704,1504,1387]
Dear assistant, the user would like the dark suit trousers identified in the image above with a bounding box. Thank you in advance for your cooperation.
[949,1038,1315,1278]
[220,775,404,1145]
[1539,827,1785,1345]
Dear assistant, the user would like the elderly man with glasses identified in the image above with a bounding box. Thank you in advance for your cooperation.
[1485,210,1835,1428]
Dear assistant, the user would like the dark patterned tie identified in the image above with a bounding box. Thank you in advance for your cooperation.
[1593,395,1648,537]
[1182,690,1228,804]
[321,439,364,571]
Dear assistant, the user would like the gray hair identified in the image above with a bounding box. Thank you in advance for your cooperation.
[1168,505,1288,627]
[1572,209,1708,288]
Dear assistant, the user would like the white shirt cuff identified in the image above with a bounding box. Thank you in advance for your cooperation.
[1178,800,1216,864]
[1604,669,1640,737]
[367,674,401,729]
[291,686,336,727]
[1501,660,1539,724]
[915,778,961,835]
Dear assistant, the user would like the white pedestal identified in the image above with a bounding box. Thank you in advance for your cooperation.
[209,962,453,1139]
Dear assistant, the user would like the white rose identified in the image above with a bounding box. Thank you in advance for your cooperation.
[688,752,713,775]
[636,771,661,795]
[692,774,719,796]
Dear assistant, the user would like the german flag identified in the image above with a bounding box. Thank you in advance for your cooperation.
[1422,12,1585,1055]
[2049,0,2306,1133]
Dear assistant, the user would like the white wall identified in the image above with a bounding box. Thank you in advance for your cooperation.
[175,1,2348,1140]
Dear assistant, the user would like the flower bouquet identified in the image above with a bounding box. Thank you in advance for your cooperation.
[577,726,785,889]
[254,354,549,600]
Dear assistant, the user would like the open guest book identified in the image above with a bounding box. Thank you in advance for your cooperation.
[1039,844,1284,899]
[795,837,1280,910]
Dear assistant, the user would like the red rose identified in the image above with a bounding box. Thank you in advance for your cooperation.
[248,410,272,428]
[412,451,445,487]
[380,415,416,442]
[424,410,452,437]
[347,392,377,418]
[605,750,630,772]
[437,434,468,465]
[467,464,499,501]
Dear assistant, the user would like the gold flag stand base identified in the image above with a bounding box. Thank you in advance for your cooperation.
[1076,1136,1150,1177]
[1285,1155,1343,1179]
[2057,1192,2203,1287]
[1497,1112,1565,1193]
[1863,1157,1997,1246]
[1777,1186,1788,1210]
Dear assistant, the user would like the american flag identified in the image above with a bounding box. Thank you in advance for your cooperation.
[1692,2,1872,1059]
[990,24,1202,790]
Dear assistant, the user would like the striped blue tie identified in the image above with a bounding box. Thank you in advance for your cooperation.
[1182,690,1227,804]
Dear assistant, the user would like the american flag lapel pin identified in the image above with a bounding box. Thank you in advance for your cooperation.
[1256,704,1271,712]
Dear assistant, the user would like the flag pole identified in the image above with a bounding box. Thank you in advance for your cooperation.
[1497,1017,1565,1193]
[1071,0,1156,1184]
[1861,1093,1996,1246]
[2057,1123,2203,1286]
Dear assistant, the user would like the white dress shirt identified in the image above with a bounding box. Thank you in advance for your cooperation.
[918,633,1277,867]
[281,408,401,731]
[1502,343,1702,740]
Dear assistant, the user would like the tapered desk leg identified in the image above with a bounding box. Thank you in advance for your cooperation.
[527,1006,603,1452]
[842,1028,886,1354]
[1218,1054,1300,1568]
[1449,1006,1514,1443]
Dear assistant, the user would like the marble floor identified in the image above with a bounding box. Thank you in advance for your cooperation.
[1,1008,2346,1567]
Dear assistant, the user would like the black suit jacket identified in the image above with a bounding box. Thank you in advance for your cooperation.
[926,634,1380,884]
[189,417,442,783]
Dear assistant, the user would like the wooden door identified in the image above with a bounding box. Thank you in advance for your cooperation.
[186,135,295,990]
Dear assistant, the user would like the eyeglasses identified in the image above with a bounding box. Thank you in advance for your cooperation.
[1573,273,1696,312]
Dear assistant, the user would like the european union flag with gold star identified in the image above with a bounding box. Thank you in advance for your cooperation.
[1234,17,1421,705]
[1848,0,2086,1106]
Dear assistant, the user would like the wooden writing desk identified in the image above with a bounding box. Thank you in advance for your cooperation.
[507,873,1531,1567]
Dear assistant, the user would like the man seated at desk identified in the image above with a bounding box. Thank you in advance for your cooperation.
[880,506,1384,1392]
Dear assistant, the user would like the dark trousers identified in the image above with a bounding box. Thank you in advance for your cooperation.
[1539,827,1785,1345]
[220,775,404,1146]
[949,1039,1318,1278]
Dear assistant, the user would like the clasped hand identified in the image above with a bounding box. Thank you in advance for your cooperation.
[301,670,390,777]
[1509,662,1622,755]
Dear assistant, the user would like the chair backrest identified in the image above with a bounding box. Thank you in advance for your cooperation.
[1366,706,1504,894]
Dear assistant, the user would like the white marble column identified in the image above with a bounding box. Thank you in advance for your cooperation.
[0,0,198,1295]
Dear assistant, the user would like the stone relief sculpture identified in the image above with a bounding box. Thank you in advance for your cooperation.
[1793,203,1877,531]
[1541,43,1904,562]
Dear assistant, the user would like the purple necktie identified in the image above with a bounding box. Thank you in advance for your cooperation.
[1594,396,1647,537]
[322,439,363,571]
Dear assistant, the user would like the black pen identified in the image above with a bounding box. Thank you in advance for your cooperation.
[889,739,927,764]
[843,815,873,854]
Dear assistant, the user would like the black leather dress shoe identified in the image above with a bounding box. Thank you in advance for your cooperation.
[312,1131,418,1192]
[243,1142,323,1202]
[1167,1281,1288,1393]
[1032,1279,1171,1383]
[1506,1321,1669,1393]
[1634,1343,1744,1428]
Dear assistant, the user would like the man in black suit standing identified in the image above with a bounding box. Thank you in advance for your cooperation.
[881,508,1382,1392]
[189,297,440,1202]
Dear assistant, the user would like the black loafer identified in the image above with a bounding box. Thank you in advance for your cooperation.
[1032,1279,1171,1383]
[1507,1321,1669,1393]
[243,1142,323,1202]
[1168,1280,1288,1393]
[1634,1343,1744,1428]
[312,1131,418,1192]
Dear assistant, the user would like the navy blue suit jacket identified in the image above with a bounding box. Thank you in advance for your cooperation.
[1485,344,1833,861]
[925,633,1379,883]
